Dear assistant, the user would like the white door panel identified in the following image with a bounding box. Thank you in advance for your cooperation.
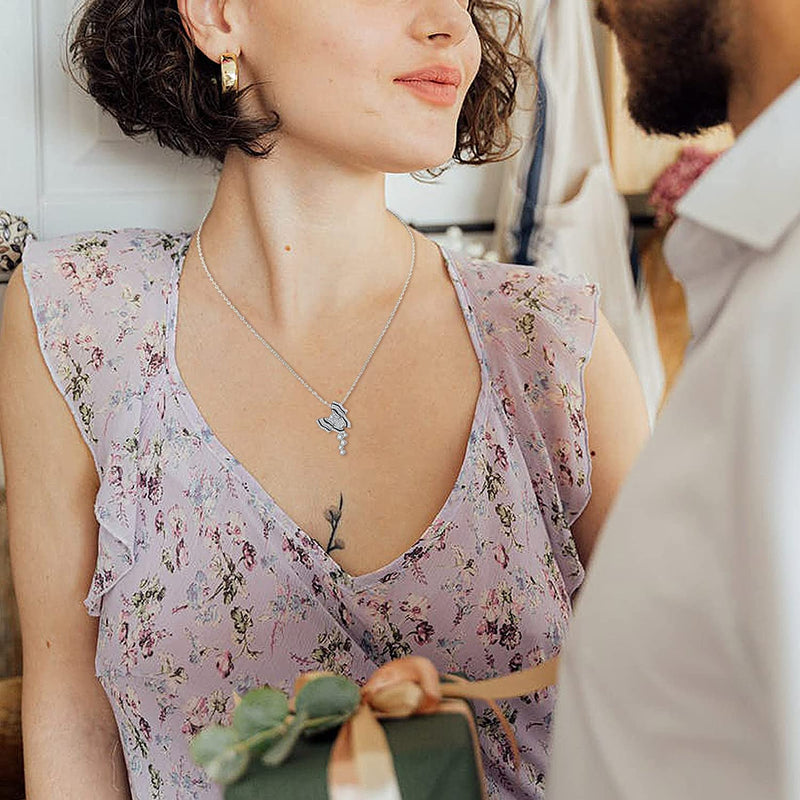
[1,0,39,233]
[34,0,218,237]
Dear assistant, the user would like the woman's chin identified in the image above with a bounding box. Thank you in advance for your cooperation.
[380,144,458,175]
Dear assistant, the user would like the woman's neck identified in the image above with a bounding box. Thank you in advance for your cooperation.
[199,145,416,330]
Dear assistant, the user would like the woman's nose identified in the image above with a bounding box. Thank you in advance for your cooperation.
[410,0,472,48]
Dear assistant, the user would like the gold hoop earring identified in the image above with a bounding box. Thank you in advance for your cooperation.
[220,52,239,94]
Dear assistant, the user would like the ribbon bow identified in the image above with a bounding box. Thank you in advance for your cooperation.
[315,655,560,800]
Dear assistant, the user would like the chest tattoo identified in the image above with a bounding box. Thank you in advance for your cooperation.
[324,493,346,554]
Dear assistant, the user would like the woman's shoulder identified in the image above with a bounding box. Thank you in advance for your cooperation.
[22,227,191,306]
[21,226,189,364]
[445,251,602,590]
[18,228,189,448]
[444,249,599,354]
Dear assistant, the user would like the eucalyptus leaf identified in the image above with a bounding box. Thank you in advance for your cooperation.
[302,711,355,737]
[295,675,361,721]
[190,726,249,785]
[261,709,309,767]
[233,687,290,739]
[245,722,291,755]
[191,726,240,767]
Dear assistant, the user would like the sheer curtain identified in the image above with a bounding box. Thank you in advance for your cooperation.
[494,0,663,420]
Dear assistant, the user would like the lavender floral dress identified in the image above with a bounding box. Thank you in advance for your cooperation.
[22,229,597,800]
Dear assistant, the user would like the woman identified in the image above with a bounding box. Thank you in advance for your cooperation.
[0,1,649,798]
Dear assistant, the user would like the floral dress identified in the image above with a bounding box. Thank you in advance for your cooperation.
[22,229,598,800]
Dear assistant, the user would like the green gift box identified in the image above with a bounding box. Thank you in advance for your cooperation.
[191,674,486,800]
[192,654,557,799]
[224,711,483,800]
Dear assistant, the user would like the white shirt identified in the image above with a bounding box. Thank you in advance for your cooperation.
[548,77,800,800]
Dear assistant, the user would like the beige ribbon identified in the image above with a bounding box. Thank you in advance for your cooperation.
[321,655,560,800]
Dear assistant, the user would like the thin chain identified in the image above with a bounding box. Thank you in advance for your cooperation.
[195,211,416,409]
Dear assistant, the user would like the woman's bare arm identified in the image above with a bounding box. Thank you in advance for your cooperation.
[0,268,131,799]
[571,311,651,567]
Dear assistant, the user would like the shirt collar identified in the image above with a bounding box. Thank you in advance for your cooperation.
[664,76,800,343]
[676,76,800,252]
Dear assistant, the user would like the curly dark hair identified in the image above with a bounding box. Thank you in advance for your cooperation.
[69,1,531,165]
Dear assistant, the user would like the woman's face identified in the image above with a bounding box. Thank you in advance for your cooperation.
[234,0,482,172]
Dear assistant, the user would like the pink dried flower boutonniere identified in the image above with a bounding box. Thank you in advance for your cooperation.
[649,146,726,228]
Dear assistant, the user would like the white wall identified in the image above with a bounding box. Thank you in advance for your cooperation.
[386,163,506,227]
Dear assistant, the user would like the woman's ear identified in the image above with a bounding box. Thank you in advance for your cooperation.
[176,0,238,62]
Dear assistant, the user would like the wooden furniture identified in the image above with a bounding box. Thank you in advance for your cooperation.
[0,676,23,800]
[0,489,24,799]
[640,229,692,409]
[1,491,22,679]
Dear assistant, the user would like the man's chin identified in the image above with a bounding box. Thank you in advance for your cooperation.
[628,84,729,137]
[595,1,612,27]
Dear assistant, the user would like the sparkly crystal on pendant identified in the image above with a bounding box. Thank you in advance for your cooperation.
[317,402,351,456]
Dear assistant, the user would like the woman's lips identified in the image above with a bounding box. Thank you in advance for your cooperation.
[395,79,459,106]
[394,66,462,107]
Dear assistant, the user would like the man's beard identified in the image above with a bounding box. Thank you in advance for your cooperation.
[606,1,733,136]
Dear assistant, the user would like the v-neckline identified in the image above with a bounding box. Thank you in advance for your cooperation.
[164,230,489,590]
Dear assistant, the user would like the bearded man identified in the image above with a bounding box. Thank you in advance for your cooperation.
[549,2,800,799]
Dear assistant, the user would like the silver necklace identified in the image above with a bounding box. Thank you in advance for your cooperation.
[195,211,416,456]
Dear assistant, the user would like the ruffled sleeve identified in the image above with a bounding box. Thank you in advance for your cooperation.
[454,254,599,592]
[21,230,173,615]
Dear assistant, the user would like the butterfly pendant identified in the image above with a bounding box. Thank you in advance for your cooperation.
[317,402,351,456]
